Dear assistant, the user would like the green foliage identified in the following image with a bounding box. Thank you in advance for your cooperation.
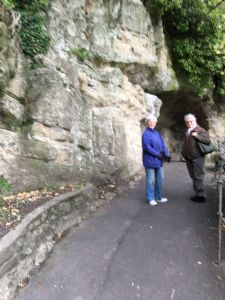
[0,177,11,194]
[70,48,93,62]
[4,0,50,68]
[149,65,159,77]
[92,54,104,66]
[145,0,182,15]
[0,81,5,96]
[69,48,105,66]
[143,0,225,96]
[3,0,14,9]
[19,12,50,68]
[8,0,49,11]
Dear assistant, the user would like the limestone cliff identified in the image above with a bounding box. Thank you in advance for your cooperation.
[0,0,181,190]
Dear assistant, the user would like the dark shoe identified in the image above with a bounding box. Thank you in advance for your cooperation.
[190,195,197,200]
[191,196,206,203]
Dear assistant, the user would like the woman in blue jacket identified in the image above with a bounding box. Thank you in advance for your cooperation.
[142,114,171,206]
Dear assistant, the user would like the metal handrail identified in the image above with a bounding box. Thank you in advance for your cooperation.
[217,139,225,265]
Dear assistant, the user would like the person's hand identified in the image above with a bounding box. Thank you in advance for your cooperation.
[157,154,162,160]
[191,132,198,137]
[166,156,171,162]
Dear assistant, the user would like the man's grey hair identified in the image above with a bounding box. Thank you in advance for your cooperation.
[145,114,158,124]
[184,113,197,121]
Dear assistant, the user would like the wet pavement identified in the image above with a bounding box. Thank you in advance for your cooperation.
[16,162,225,300]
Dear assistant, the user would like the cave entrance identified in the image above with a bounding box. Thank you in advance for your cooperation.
[158,90,210,131]
[155,90,212,160]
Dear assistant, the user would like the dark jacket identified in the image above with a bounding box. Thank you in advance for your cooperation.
[181,125,211,160]
[142,128,170,168]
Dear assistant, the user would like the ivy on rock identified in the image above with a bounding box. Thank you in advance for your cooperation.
[3,0,50,68]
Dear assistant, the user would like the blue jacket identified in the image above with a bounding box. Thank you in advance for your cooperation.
[142,128,170,168]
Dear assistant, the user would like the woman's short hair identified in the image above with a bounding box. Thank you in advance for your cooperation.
[184,113,196,121]
[145,114,157,124]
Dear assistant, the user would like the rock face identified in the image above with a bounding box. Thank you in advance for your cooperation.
[0,0,223,191]
[0,0,179,190]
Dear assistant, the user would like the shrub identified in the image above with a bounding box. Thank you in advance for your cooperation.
[70,48,93,62]
[143,0,225,96]
[0,177,11,194]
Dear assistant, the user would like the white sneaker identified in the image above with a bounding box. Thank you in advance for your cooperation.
[149,200,158,206]
[157,198,168,203]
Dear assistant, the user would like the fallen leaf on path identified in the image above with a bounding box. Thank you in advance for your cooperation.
[171,288,175,299]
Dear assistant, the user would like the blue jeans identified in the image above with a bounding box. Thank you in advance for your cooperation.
[145,167,164,201]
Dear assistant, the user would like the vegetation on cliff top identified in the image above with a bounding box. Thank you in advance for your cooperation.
[143,0,225,97]
[3,0,224,97]
[3,0,50,68]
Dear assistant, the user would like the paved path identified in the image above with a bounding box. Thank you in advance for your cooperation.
[16,162,225,300]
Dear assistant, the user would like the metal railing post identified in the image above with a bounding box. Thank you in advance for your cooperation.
[218,178,223,265]
[217,138,224,265]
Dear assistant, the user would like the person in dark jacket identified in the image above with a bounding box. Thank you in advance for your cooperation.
[181,113,211,202]
[142,114,171,206]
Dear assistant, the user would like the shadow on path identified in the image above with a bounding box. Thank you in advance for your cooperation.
[16,162,225,300]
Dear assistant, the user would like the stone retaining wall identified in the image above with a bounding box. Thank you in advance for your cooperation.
[0,183,104,300]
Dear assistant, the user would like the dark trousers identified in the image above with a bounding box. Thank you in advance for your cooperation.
[186,157,206,197]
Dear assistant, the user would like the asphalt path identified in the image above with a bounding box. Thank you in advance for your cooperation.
[16,162,225,300]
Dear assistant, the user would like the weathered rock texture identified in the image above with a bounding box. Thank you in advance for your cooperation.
[1,0,222,191]
[0,0,179,190]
